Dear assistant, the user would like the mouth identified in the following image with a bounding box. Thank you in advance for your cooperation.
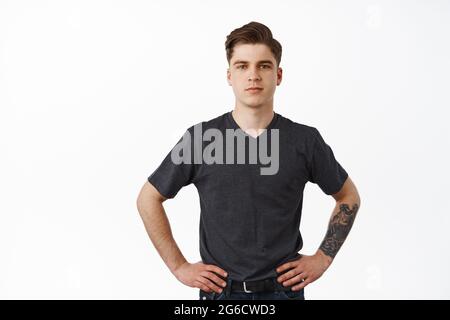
[246,87,263,93]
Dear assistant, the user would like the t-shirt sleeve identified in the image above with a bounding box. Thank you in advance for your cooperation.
[147,128,197,199]
[308,127,348,195]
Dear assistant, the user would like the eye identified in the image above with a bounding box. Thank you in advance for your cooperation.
[260,65,271,69]
[237,65,247,69]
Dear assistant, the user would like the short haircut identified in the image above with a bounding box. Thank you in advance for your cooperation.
[225,21,282,67]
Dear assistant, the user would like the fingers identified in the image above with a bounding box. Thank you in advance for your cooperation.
[191,264,228,293]
[281,273,306,287]
[291,278,310,291]
[196,276,223,293]
[277,268,298,283]
[205,264,228,278]
[201,271,227,288]
[202,265,228,293]
[276,255,304,274]
[194,280,212,293]
[276,261,293,274]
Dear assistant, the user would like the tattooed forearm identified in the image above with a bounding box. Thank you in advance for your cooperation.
[319,203,359,259]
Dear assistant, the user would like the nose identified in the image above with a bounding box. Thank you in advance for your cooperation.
[248,74,261,81]
[248,67,261,81]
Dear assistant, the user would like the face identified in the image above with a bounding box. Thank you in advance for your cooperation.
[227,43,282,110]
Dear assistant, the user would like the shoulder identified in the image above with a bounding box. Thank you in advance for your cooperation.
[185,112,229,133]
[277,113,319,142]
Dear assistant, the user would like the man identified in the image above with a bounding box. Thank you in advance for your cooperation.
[137,21,361,300]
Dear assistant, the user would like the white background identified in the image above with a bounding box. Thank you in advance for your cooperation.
[1,0,449,299]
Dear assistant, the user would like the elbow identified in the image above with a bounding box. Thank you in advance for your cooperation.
[332,176,361,207]
[136,193,145,214]
[136,181,166,216]
[339,189,361,207]
[352,193,361,210]
[136,193,147,217]
[347,187,361,205]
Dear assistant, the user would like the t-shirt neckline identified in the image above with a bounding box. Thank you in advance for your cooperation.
[226,109,279,139]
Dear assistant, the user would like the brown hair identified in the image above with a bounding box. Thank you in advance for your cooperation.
[225,21,282,67]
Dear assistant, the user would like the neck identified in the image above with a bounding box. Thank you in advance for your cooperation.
[232,101,275,135]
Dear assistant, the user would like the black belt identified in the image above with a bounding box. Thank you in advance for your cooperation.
[230,277,292,293]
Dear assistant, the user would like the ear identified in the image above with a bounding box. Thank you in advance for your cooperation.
[227,68,232,86]
[276,67,283,86]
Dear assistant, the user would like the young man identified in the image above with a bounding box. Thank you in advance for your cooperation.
[137,21,361,300]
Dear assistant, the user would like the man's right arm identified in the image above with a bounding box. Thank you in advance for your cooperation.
[136,181,228,293]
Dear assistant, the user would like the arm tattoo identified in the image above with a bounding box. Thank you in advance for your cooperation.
[319,203,359,259]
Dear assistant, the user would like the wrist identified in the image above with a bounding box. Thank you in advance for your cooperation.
[172,260,188,279]
[316,249,333,268]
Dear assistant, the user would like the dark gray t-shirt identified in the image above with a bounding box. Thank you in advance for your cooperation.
[148,111,348,281]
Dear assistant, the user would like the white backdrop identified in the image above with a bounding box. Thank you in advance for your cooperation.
[1,0,449,299]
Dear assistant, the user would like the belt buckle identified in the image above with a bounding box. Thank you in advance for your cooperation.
[243,281,252,293]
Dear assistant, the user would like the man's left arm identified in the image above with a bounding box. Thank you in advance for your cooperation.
[276,176,361,291]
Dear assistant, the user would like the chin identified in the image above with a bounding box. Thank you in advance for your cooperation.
[244,98,266,109]
[243,103,265,110]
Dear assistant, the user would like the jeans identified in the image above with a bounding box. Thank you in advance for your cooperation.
[199,277,305,300]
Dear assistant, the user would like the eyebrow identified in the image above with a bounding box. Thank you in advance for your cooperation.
[233,60,274,66]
